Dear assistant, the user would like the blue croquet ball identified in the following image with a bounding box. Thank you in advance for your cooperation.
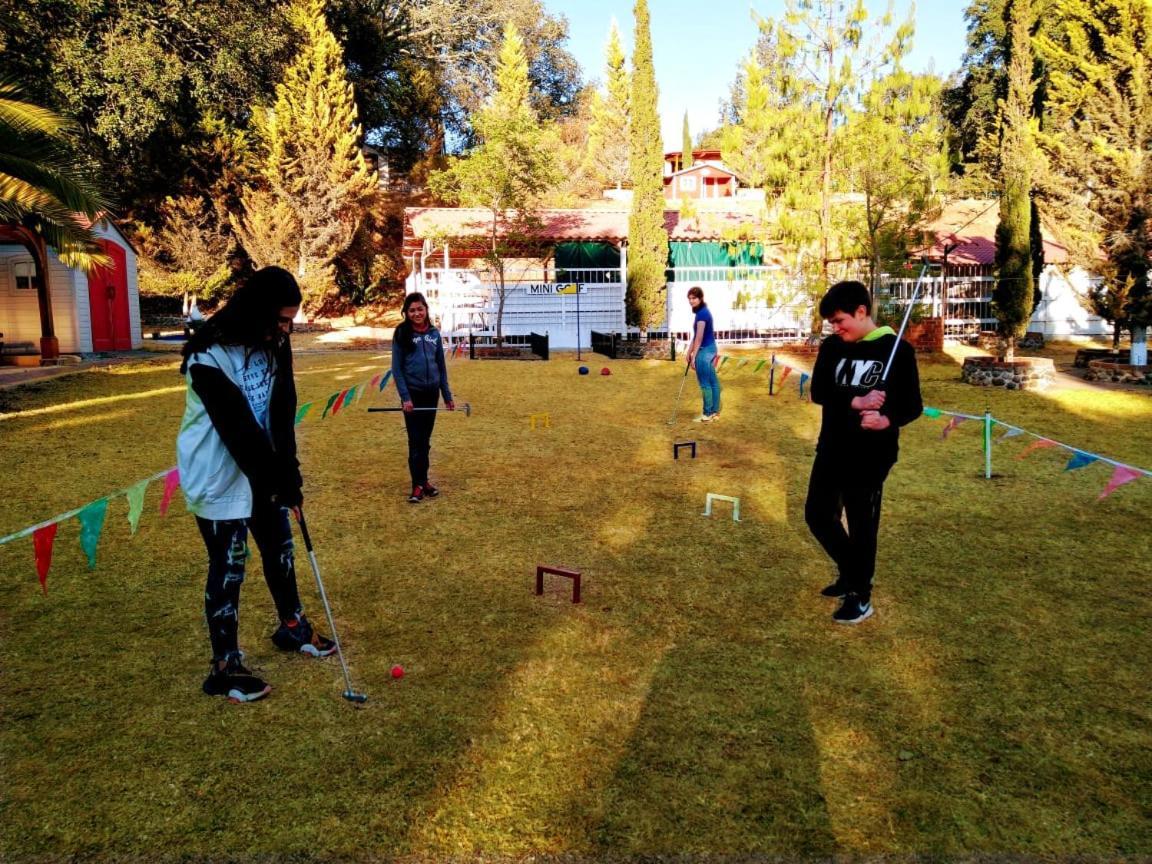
[578,366,589,375]
[601,367,611,376]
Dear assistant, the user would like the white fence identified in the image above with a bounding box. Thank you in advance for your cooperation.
[411,263,1110,350]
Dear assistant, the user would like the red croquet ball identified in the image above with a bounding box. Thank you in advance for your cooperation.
[600,367,611,376]
[391,665,404,679]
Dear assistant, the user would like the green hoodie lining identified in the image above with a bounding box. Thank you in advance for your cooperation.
[863,325,896,342]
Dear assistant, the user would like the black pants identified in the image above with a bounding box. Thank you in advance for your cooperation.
[404,388,440,487]
[804,453,891,601]
[196,502,302,662]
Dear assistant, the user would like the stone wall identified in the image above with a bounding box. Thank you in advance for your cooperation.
[1084,360,1151,385]
[961,356,1056,390]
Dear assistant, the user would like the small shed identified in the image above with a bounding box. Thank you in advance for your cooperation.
[0,217,141,361]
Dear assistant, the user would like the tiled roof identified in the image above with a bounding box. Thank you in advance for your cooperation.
[403,206,780,256]
[919,198,1069,266]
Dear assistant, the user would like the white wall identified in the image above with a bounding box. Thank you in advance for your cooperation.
[1031,266,1112,339]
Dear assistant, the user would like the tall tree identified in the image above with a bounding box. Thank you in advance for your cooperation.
[681,112,694,168]
[579,20,631,192]
[1037,0,1151,363]
[992,0,1037,359]
[0,77,109,269]
[233,0,377,310]
[626,0,669,333]
[429,22,560,342]
[843,69,948,288]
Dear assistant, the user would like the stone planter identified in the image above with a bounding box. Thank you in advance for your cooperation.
[1084,360,1151,385]
[473,346,529,360]
[961,356,1056,390]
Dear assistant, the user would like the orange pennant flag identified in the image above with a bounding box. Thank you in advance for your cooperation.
[1015,438,1058,460]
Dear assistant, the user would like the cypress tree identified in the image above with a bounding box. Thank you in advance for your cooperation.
[626,0,669,332]
[682,112,694,169]
[581,20,630,191]
[234,0,376,308]
[992,0,1036,358]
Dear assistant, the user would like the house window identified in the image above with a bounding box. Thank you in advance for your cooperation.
[680,176,697,191]
[12,260,37,290]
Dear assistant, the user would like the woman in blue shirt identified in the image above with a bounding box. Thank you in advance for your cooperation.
[685,286,721,421]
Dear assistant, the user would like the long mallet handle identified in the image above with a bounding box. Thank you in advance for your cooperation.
[368,403,471,417]
[880,261,932,384]
[293,509,367,704]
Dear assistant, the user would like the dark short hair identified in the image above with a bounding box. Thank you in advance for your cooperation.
[687,286,705,306]
[819,281,872,319]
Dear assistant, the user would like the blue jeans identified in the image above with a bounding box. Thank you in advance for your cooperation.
[695,344,721,415]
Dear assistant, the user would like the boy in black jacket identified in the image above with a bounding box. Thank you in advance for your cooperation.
[806,280,923,624]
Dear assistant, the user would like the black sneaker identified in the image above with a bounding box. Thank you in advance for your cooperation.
[422,483,440,498]
[202,656,271,703]
[271,613,337,657]
[407,485,423,503]
[832,595,874,624]
[821,580,849,598]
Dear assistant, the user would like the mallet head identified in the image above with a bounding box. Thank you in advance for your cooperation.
[343,690,368,704]
[463,402,472,417]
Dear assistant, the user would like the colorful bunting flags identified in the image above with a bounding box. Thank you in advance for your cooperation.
[321,392,341,419]
[295,402,314,424]
[1099,465,1144,500]
[996,426,1024,442]
[33,523,58,594]
[126,479,149,535]
[77,499,108,570]
[159,469,180,516]
[941,416,965,439]
[923,407,942,418]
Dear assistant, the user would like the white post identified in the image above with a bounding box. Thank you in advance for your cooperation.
[984,410,993,480]
[1130,325,1148,367]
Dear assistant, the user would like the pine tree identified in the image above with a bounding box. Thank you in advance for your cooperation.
[233,0,376,309]
[626,0,669,332]
[681,112,694,169]
[1037,0,1151,362]
[581,20,631,191]
[428,22,559,342]
[992,0,1037,358]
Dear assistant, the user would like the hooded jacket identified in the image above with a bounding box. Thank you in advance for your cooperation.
[391,323,453,404]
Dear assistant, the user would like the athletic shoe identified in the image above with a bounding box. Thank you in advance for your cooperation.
[202,656,271,703]
[407,485,424,503]
[708,412,720,422]
[271,613,337,657]
[832,595,874,624]
[821,580,849,598]
[693,414,714,423]
[422,483,440,498]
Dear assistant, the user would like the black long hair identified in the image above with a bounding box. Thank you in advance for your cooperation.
[393,292,431,349]
[180,266,302,373]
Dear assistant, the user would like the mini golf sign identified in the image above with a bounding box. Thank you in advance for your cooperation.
[525,283,587,295]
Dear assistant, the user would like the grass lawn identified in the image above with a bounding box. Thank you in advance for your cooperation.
[1,342,1149,862]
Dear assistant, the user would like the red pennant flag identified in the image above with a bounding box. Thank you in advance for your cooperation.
[159,469,180,516]
[331,389,350,416]
[1015,438,1058,460]
[33,522,59,594]
[941,416,967,439]
[1098,465,1144,500]
[778,366,792,386]
[369,374,381,390]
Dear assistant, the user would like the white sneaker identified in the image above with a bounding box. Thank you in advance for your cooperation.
[693,414,714,423]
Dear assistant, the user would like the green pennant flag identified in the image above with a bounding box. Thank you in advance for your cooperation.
[126,479,149,535]
[78,499,109,570]
[321,392,341,419]
[295,402,314,424]
[924,407,942,418]
[754,359,766,373]
[345,385,358,406]
[720,356,730,366]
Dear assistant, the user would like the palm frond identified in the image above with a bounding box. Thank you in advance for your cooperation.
[0,79,71,139]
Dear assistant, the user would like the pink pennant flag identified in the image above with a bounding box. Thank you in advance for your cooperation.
[941,416,966,439]
[159,469,181,516]
[370,374,381,390]
[1098,465,1144,500]
[1015,438,1058,460]
[33,522,59,594]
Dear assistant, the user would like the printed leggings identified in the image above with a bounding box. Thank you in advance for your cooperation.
[196,503,302,662]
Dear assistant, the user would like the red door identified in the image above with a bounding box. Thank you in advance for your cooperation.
[87,240,131,351]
